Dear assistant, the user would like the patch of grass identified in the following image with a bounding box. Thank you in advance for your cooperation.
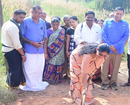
[41,0,111,22]
[2,0,32,22]
[0,62,17,104]
[0,88,17,104]
[69,0,97,9]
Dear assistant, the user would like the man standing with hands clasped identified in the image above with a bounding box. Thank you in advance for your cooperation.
[1,9,26,89]
[20,5,49,91]
[101,7,129,90]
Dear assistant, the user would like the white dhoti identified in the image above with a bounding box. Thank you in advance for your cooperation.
[20,53,49,91]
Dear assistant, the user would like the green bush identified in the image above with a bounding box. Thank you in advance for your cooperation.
[95,0,130,11]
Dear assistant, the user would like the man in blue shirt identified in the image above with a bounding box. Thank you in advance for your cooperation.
[20,5,49,91]
[101,7,129,90]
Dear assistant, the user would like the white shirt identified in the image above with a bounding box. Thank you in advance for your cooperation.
[74,22,102,46]
[1,21,22,52]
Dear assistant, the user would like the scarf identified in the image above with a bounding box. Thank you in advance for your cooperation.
[10,18,24,48]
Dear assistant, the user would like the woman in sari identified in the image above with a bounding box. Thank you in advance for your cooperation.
[69,43,110,105]
[43,17,65,85]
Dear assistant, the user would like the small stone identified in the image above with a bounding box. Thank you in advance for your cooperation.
[19,99,24,102]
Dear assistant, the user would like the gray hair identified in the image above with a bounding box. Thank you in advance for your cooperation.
[79,44,98,56]
[79,43,110,56]
[109,12,114,18]
[42,11,46,14]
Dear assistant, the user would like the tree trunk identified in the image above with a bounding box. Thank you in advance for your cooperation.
[0,0,3,27]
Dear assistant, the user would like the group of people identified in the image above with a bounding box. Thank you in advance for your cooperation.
[1,5,130,105]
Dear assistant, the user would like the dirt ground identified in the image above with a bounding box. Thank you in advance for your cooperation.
[5,61,130,105]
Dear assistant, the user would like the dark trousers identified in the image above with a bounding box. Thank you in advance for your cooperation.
[4,49,25,87]
[127,54,130,83]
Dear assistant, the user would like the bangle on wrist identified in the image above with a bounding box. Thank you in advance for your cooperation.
[21,55,25,56]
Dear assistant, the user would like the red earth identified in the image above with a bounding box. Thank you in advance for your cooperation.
[6,61,130,105]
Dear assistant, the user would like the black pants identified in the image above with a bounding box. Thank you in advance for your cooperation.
[4,49,25,87]
[127,54,130,83]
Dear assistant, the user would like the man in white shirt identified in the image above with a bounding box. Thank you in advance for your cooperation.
[1,9,26,89]
[74,11,102,46]
[74,11,102,80]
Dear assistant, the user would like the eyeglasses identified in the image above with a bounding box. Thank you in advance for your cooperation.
[34,11,42,15]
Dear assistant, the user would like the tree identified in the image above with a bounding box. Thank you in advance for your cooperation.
[0,0,3,27]
[96,0,130,11]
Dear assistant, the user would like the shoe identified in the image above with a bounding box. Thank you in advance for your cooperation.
[120,83,130,87]
[110,82,118,90]
[101,84,109,90]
